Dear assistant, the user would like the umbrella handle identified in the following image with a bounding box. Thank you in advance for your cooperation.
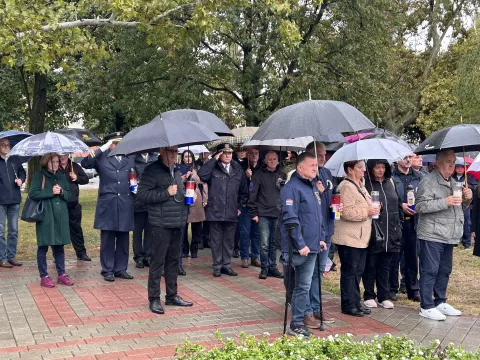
[463,146,468,190]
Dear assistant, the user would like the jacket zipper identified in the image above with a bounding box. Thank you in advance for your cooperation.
[380,181,388,252]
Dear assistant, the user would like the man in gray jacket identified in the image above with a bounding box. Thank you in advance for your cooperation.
[416,149,472,321]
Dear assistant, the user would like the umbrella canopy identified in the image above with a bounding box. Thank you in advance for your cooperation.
[243,136,314,151]
[362,129,411,149]
[345,132,373,143]
[8,131,89,158]
[54,128,102,147]
[415,124,480,155]
[0,130,33,147]
[250,100,375,141]
[110,116,219,156]
[325,138,413,177]
[231,126,258,138]
[467,153,480,179]
[326,142,345,153]
[161,109,233,136]
[178,145,210,154]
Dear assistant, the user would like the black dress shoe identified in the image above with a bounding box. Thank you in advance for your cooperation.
[232,250,239,258]
[143,259,150,267]
[213,269,221,277]
[191,253,198,259]
[389,292,398,301]
[77,254,91,261]
[342,309,364,317]
[149,299,164,314]
[203,243,210,249]
[220,267,237,276]
[408,293,421,302]
[358,307,372,315]
[165,295,193,307]
[104,274,115,282]
[198,244,204,250]
[114,271,134,279]
[178,266,186,276]
[135,261,144,268]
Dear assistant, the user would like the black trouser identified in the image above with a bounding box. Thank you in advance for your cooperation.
[100,230,129,277]
[202,221,210,247]
[234,221,240,252]
[363,252,394,303]
[209,221,237,271]
[337,245,367,312]
[183,222,202,256]
[148,226,182,301]
[68,203,87,257]
[328,242,336,263]
[133,211,152,263]
[401,219,419,296]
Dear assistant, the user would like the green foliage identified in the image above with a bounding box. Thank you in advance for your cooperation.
[175,332,480,360]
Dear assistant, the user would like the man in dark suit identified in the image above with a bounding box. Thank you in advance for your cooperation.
[81,132,136,281]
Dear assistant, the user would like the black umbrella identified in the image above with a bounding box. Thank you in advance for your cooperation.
[362,128,411,149]
[110,116,220,156]
[0,130,32,147]
[415,124,480,155]
[161,109,233,136]
[54,128,102,147]
[250,100,374,141]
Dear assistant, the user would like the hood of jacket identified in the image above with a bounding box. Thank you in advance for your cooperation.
[366,159,392,185]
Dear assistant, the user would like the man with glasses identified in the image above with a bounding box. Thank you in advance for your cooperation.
[390,154,424,302]
[137,146,193,315]
[0,138,26,268]
[82,132,136,282]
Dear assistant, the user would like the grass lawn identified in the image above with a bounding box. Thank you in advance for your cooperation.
[16,188,480,315]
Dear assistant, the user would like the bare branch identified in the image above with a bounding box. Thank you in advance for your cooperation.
[198,81,245,106]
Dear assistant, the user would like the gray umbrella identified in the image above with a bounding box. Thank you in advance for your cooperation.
[110,116,220,156]
[251,100,374,141]
[161,109,233,136]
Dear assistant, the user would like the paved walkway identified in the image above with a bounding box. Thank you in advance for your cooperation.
[0,249,479,359]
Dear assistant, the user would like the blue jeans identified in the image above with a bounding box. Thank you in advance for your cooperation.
[462,208,471,247]
[0,204,20,261]
[291,253,317,326]
[307,240,331,314]
[37,245,65,278]
[419,239,453,309]
[258,216,278,269]
[239,207,260,260]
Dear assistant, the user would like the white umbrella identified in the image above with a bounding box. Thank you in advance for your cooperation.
[8,131,89,157]
[243,136,314,151]
[325,138,413,177]
[178,145,209,154]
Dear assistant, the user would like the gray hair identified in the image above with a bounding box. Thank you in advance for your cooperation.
[306,141,326,154]
[435,149,455,162]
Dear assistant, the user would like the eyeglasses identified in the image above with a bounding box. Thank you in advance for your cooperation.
[0,144,10,148]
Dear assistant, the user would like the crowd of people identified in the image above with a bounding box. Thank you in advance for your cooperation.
[0,133,478,337]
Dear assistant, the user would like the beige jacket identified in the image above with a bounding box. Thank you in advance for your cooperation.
[331,179,372,249]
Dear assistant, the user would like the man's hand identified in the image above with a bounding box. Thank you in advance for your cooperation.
[237,209,241,217]
[15,178,22,187]
[445,195,463,207]
[316,181,325,193]
[252,216,259,223]
[402,203,416,215]
[298,246,310,256]
[246,168,253,179]
[319,241,327,251]
[463,187,473,200]
[52,185,61,195]
[167,184,178,196]
[214,151,223,160]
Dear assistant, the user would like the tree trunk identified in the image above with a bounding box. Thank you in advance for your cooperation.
[26,73,47,189]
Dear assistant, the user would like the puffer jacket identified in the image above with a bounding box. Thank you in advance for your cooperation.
[331,178,372,249]
[365,160,403,253]
[198,158,248,222]
[416,168,471,244]
[136,159,188,228]
[134,153,158,212]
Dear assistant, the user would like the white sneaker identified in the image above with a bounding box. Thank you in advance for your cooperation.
[436,303,462,316]
[419,307,447,321]
[364,299,377,308]
[379,300,394,309]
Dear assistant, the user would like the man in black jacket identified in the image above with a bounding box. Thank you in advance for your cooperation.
[58,154,90,261]
[0,138,26,268]
[198,143,248,277]
[248,151,285,279]
[137,146,193,314]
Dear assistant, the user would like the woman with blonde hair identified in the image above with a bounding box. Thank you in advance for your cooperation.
[29,153,73,287]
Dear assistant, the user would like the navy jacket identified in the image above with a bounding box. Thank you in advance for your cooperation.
[317,166,335,240]
[0,157,26,205]
[198,158,248,222]
[81,149,135,232]
[280,172,325,253]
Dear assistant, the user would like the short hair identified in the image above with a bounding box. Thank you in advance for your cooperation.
[296,152,316,167]
[436,149,455,162]
[265,150,278,158]
[0,138,9,145]
[306,141,326,154]
[343,160,362,174]
[40,153,59,169]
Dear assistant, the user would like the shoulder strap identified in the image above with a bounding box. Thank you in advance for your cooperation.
[41,175,45,190]
[344,178,367,200]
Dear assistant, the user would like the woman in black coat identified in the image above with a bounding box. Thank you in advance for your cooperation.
[363,159,403,309]
[471,186,480,257]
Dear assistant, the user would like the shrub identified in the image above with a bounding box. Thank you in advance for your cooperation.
[175,332,480,360]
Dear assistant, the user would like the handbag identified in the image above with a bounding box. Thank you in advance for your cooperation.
[370,219,386,247]
[21,175,45,223]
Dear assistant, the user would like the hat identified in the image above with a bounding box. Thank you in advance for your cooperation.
[104,131,125,142]
[215,143,234,156]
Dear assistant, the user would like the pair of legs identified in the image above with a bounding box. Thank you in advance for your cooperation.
[133,211,152,265]
[209,221,237,273]
[0,204,20,263]
[100,230,130,277]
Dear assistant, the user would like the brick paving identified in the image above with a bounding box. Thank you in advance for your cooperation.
[0,249,479,359]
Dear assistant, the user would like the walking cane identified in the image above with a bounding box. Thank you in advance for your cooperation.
[316,251,325,331]
[283,223,296,335]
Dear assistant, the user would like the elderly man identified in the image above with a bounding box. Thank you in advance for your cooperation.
[416,150,472,321]
[0,138,26,268]
[81,132,136,282]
